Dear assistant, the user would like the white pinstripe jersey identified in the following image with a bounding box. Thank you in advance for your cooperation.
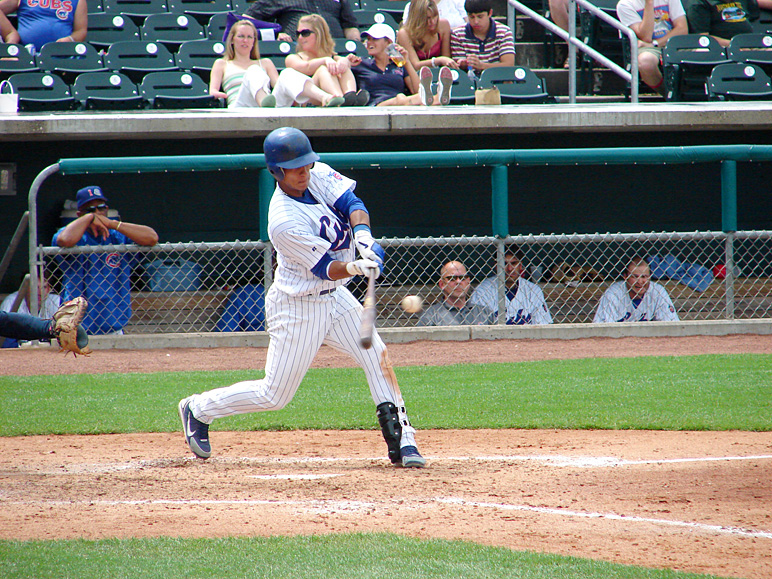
[268,162,358,296]
[593,281,679,323]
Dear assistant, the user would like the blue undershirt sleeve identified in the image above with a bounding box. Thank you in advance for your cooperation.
[311,253,335,280]
[333,190,368,219]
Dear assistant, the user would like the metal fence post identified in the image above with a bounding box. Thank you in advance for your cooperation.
[259,169,274,242]
[721,160,737,320]
[491,165,509,239]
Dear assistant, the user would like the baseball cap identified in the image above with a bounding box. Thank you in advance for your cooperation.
[361,23,395,43]
[76,186,109,210]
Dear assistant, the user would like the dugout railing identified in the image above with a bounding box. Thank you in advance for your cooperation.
[24,145,772,334]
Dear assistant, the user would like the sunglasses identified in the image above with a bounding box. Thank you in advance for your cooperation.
[442,275,469,282]
[83,203,109,213]
[297,29,315,37]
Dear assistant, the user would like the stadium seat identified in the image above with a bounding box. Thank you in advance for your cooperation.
[104,40,179,83]
[36,42,106,85]
[88,13,142,50]
[751,8,772,34]
[71,71,145,110]
[0,44,38,81]
[7,72,77,111]
[478,66,554,104]
[727,33,772,77]
[175,38,226,82]
[102,0,169,23]
[427,66,476,105]
[257,40,295,70]
[140,70,220,107]
[707,62,772,101]
[335,37,367,59]
[206,11,228,40]
[356,0,407,19]
[352,9,400,32]
[167,0,232,25]
[663,34,729,102]
[89,0,105,13]
[140,12,206,51]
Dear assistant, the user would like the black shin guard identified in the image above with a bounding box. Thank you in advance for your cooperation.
[376,402,402,464]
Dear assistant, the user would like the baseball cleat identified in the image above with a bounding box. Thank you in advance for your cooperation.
[178,397,211,459]
[399,445,426,468]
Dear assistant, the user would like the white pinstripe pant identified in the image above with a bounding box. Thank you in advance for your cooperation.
[190,285,417,447]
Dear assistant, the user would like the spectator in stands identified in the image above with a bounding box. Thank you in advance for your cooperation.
[216,283,266,332]
[616,0,688,95]
[469,248,553,325]
[593,256,679,323]
[1,274,60,348]
[352,22,454,106]
[52,186,159,335]
[417,260,495,326]
[683,0,754,46]
[285,14,369,106]
[244,0,361,42]
[397,0,459,71]
[211,19,345,108]
[450,0,515,79]
[404,0,468,29]
[0,0,87,52]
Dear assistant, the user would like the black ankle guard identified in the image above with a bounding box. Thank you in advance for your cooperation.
[376,402,402,464]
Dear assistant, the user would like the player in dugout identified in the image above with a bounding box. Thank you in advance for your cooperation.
[593,255,679,323]
[178,127,427,468]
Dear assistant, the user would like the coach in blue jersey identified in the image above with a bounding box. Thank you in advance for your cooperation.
[52,186,158,335]
[179,127,426,469]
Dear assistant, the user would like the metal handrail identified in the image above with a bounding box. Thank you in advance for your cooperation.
[507,0,638,103]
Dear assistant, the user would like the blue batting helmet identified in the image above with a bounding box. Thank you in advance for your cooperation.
[263,127,320,181]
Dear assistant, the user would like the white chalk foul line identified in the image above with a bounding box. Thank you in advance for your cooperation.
[434,497,772,540]
[7,496,771,540]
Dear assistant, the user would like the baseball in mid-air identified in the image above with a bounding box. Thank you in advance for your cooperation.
[400,295,423,313]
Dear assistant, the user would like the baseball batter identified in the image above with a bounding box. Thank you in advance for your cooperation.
[179,127,426,468]
[593,256,679,323]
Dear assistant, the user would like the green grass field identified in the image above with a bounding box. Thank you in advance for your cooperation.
[2,353,769,579]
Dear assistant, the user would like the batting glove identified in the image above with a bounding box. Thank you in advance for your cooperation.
[346,258,381,279]
[354,229,384,266]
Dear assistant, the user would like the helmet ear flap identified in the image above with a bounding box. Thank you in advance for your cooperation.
[268,166,285,181]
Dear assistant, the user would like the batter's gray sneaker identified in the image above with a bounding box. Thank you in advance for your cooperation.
[400,446,426,468]
[178,397,211,459]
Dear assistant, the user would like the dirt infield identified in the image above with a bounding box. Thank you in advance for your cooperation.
[2,335,771,579]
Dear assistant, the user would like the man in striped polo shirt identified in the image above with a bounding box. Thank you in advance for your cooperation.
[450,0,515,78]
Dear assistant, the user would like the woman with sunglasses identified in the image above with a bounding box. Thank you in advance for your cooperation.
[397,0,458,72]
[210,20,345,108]
[285,14,369,106]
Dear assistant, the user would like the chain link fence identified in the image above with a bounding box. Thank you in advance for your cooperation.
[35,230,772,335]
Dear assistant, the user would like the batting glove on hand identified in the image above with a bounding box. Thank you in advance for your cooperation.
[354,230,384,266]
[346,258,381,279]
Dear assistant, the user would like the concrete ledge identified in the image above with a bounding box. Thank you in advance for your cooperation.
[4,102,772,141]
[89,319,772,350]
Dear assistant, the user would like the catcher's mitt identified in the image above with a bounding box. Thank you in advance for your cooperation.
[52,297,92,357]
